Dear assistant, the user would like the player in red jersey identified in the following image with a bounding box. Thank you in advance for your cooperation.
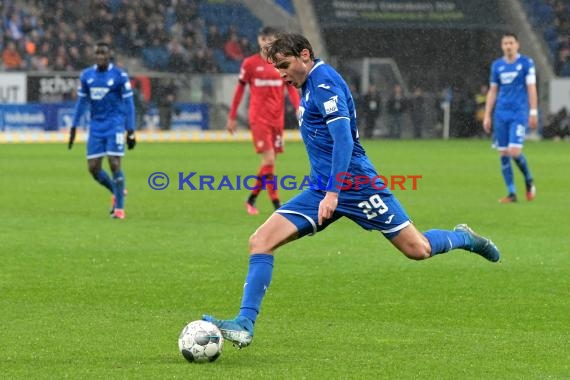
[227,26,300,215]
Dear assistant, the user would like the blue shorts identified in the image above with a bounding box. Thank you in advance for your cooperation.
[276,187,411,240]
[86,131,125,159]
[493,114,527,150]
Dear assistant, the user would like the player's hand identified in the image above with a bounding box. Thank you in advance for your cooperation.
[126,131,136,150]
[318,192,339,226]
[68,127,76,150]
[529,115,538,131]
[483,117,492,134]
[226,119,237,135]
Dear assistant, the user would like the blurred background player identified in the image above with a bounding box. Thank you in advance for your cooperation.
[226,26,300,215]
[68,41,136,219]
[483,32,537,203]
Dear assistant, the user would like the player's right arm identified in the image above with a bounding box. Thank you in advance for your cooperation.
[483,62,499,134]
[227,80,246,135]
[483,85,497,134]
[68,72,89,149]
[227,62,250,135]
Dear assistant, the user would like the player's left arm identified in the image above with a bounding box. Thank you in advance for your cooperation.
[121,73,137,149]
[318,85,353,225]
[526,58,538,130]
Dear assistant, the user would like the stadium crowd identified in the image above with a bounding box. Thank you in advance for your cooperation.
[524,0,570,76]
[0,0,259,73]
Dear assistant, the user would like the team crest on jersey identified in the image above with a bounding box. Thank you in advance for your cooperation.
[323,95,338,114]
[107,79,114,86]
[90,87,110,100]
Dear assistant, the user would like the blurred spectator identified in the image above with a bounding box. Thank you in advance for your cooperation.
[360,85,382,139]
[193,47,219,73]
[224,31,245,61]
[386,84,408,139]
[2,41,25,70]
[131,79,149,130]
[167,39,190,73]
[207,25,225,50]
[451,87,477,138]
[542,107,570,139]
[409,87,426,139]
[155,78,178,131]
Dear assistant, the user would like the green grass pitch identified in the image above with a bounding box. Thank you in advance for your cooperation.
[1,139,568,379]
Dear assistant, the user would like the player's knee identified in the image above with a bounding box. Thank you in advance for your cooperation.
[400,240,430,260]
[249,230,271,253]
[507,148,521,158]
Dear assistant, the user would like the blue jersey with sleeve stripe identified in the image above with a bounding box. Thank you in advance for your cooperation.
[299,59,380,187]
[489,54,535,116]
[73,63,134,137]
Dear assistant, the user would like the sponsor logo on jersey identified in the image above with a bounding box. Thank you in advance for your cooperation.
[90,87,110,100]
[253,79,283,87]
[500,71,518,84]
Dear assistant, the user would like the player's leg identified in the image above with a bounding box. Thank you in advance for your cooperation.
[263,126,284,210]
[204,190,329,348]
[87,135,114,194]
[508,121,535,201]
[495,118,516,202]
[203,213,300,348]
[107,132,126,219]
[338,186,500,262]
[245,125,277,214]
[390,224,499,262]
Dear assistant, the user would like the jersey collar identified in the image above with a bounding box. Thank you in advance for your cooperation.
[93,63,114,71]
[502,53,520,64]
[308,59,324,77]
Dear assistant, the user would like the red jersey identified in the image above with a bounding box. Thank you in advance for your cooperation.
[229,53,300,128]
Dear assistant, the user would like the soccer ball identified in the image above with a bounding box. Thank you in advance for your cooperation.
[178,320,224,363]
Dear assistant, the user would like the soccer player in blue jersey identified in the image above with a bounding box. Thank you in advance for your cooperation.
[483,32,537,203]
[203,33,500,348]
[68,42,136,219]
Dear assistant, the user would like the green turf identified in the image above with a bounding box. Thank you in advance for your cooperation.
[1,139,568,379]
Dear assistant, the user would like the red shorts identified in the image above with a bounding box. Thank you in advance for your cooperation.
[250,124,284,154]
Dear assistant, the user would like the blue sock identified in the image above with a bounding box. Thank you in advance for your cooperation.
[95,170,114,193]
[113,170,125,209]
[513,154,533,185]
[500,156,516,195]
[239,254,274,323]
[424,229,470,256]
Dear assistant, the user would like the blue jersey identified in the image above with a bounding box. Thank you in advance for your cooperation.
[489,54,535,116]
[299,59,380,189]
[72,63,135,137]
